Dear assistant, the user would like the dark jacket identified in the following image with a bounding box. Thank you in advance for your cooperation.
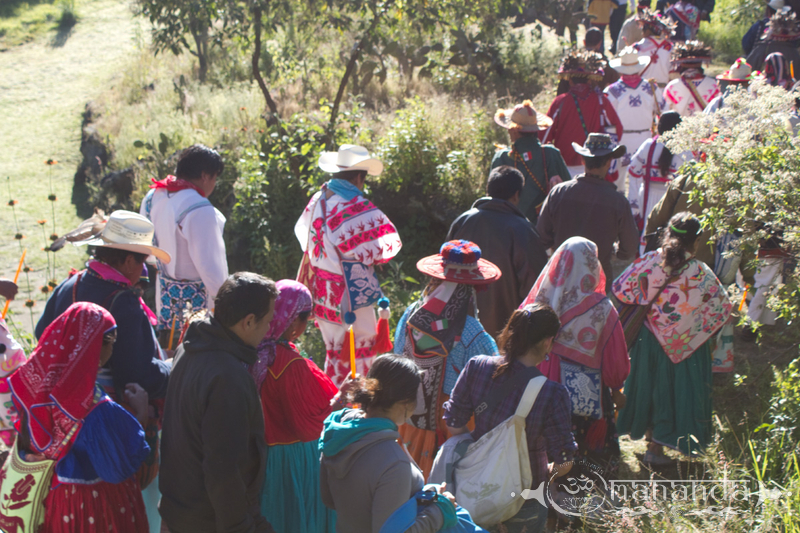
[159,317,273,533]
[746,39,800,73]
[742,18,768,56]
[36,267,170,398]
[448,197,549,337]
[537,175,639,293]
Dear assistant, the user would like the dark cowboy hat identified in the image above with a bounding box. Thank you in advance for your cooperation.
[572,133,626,159]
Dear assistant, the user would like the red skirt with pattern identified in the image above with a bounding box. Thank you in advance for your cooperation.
[43,477,148,533]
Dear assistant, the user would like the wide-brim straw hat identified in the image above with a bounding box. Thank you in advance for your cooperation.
[572,133,626,159]
[73,210,172,264]
[671,40,713,64]
[717,58,756,82]
[494,100,553,132]
[416,240,501,286]
[318,144,383,176]
[609,47,651,74]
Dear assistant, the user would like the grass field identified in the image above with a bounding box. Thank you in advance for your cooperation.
[0,0,145,335]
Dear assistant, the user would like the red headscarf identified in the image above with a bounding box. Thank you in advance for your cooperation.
[150,175,207,197]
[8,302,116,459]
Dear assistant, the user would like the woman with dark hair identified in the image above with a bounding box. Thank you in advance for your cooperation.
[627,112,695,242]
[520,237,630,470]
[252,280,344,533]
[613,212,732,464]
[443,304,578,532]
[5,302,151,532]
[320,354,457,532]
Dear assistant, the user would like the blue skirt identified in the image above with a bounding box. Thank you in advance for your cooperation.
[261,439,336,533]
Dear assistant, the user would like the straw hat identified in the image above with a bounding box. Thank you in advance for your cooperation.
[558,50,604,81]
[572,133,626,159]
[716,58,756,82]
[73,210,171,264]
[494,100,553,132]
[637,8,675,36]
[609,47,651,74]
[671,40,713,65]
[416,240,501,285]
[318,144,383,176]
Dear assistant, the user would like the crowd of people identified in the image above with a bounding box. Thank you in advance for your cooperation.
[0,0,795,531]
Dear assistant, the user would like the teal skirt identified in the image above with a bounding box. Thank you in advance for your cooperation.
[261,439,336,533]
[616,326,713,456]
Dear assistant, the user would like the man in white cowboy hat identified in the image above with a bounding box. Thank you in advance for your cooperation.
[662,40,720,116]
[36,210,172,399]
[604,46,660,190]
[491,100,571,224]
[140,144,228,346]
[704,58,756,114]
[537,134,639,292]
[295,144,402,386]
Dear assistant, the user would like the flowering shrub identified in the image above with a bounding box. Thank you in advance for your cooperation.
[664,82,800,323]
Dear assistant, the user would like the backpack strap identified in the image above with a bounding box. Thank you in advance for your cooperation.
[474,365,542,416]
[514,376,548,418]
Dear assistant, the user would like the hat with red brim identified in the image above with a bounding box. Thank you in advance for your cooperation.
[416,240,501,285]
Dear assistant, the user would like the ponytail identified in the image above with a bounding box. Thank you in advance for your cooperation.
[494,304,560,378]
[660,211,701,270]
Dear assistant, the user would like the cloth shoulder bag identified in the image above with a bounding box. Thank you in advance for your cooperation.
[612,259,690,349]
[0,437,56,533]
[444,375,547,527]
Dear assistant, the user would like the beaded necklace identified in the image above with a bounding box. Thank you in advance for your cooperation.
[511,146,549,195]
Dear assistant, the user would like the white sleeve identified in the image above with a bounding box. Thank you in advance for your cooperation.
[295,192,321,253]
[181,207,229,304]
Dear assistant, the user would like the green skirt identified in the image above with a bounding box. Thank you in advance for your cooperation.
[260,439,336,533]
[616,326,713,455]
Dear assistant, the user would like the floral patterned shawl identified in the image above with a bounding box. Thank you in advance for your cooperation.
[521,237,617,370]
[8,302,115,460]
[612,249,732,363]
[250,280,313,389]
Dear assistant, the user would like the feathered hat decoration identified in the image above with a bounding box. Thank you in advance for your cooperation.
[558,50,604,81]
[637,8,675,36]
[764,10,800,42]
[671,40,713,65]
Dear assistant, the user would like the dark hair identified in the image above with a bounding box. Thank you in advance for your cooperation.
[660,212,701,270]
[334,170,367,183]
[494,304,561,378]
[585,27,603,47]
[214,272,279,327]
[175,144,224,182]
[93,246,147,267]
[350,354,421,411]
[487,166,524,200]
[297,310,311,322]
[585,153,613,171]
[657,112,682,178]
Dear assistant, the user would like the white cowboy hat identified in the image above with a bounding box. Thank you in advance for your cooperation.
[609,47,651,74]
[769,0,785,12]
[318,144,383,176]
[73,210,171,264]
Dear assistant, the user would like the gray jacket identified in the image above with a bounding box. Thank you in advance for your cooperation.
[320,411,443,533]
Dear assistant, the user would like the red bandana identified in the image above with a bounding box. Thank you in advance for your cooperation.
[8,303,115,459]
[150,175,206,197]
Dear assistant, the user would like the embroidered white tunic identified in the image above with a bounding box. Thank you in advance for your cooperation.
[604,78,660,167]
[662,75,721,116]
[141,188,228,319]
[634,36,673,86]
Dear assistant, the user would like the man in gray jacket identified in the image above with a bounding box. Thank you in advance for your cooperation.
[448,166,549,338]
[159,272,278,533]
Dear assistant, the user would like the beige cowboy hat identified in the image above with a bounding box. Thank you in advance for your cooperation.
[318,144,383,176]
[609,47,651,75]
[73,210,172,264]
[494,100,553,133]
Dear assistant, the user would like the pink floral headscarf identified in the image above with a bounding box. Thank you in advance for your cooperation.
[249,280,312,388]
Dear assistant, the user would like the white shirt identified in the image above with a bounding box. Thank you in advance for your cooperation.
[141,188,228,307]
[634,36,673,85]
[604,78,660,133]
[662,75,721,116]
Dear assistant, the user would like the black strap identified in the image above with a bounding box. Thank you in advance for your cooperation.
[474,364,542,416]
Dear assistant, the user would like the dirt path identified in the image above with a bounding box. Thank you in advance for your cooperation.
[0,0,143,336]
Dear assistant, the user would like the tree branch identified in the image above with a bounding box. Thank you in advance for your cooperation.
[252,5,281,128]
[326,4,384,148]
